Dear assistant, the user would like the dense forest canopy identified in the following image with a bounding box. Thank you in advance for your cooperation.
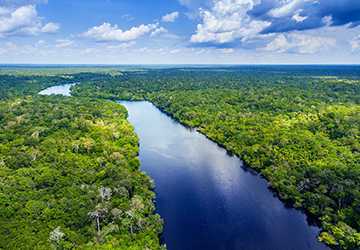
[72,66,360,250]
[0,95,163,249]
[0,72,115,100]
[0,65,360,249]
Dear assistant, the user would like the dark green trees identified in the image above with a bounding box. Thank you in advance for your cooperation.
[0,96,163,249]
[73,67,360,249]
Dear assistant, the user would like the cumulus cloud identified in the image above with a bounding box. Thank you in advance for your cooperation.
[263,33,336,54]
[189,0,357,53]
[162,11,179,22]
[292,12,307,23]
[82,22,158,42]
[151,27,168,37]
[41,22,59,33]
[249,0,360,34]
[190,0,270,44]
[0,5,59,36]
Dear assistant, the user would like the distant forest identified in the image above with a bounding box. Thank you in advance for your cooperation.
[0,71,164,249]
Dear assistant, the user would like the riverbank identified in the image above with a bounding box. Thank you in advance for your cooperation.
[70,66,360,249]
[0,86,164,249]
[120,100,328,250]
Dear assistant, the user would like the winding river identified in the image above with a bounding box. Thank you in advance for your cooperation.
[40,85,328,250]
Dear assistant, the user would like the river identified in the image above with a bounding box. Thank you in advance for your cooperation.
[120,101,328,250]
[38,83,76,96]
[39,85,328,250]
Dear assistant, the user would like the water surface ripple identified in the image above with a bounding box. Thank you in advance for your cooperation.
[120,101,328,250]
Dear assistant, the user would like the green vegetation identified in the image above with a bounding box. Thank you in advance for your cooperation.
[0,96,163,249]
[0,66,122,76]
[1,65,360,249]
[0,72,107,100]
[150,90,360,249]
[0,74,65,99]
[72,67,360,249]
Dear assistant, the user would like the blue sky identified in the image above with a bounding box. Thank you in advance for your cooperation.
[0,0,360,64]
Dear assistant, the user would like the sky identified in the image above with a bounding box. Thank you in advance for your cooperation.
[0,0,360,64]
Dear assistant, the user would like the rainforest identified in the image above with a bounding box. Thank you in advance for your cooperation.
[0,65,360,250]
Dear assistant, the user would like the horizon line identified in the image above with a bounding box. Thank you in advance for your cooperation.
[1,63,360,67]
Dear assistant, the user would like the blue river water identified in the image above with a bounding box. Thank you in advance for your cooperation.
[120,101,328,250]
[38,83,76,96]
[38,85,328,250]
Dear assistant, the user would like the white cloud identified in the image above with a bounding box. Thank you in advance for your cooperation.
[268,0,303,18]
[0,7,11,15]
[263,34,291,53]
[0,41,38,56]
[292,13,307,22]
[55,39,74,48]
[106,41,136,49]
[151,27,168,36]
[194,48,209,54]
[190,0,270,44]
[263,33,336,54]
[350,35,360,51]
[322,15,333,26]
[162,11,179,22]
[0,5,59,36]
[82,22,158,42]
[218,48,235,54]
[41,22,59,33]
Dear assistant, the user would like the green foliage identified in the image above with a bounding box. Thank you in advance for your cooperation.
[73,67,360,249]
[1,66,360,249]
[0,96,163,249]
[0,67,122,77]
[0,74,64,99]
[0,72,116,100]
[149,92,360,250]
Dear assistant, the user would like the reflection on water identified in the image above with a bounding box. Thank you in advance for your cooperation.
[120,101,328,250]
[38,83,76,96]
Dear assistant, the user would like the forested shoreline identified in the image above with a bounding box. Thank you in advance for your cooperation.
[72,67,360,249]
[0,73,164,249]
[0,66,359,249]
